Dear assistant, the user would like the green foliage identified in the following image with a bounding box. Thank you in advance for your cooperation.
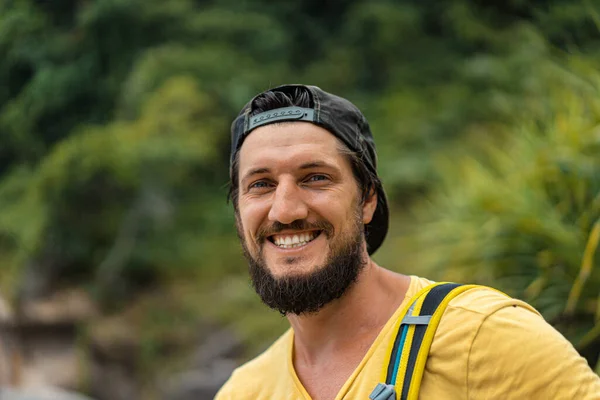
[409,58,600,363]
[1,0,600,388]
[0,76,231,300]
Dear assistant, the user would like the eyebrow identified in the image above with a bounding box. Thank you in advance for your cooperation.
[298,161,337,170]
[241,161,339,184]
[242,167,271,184]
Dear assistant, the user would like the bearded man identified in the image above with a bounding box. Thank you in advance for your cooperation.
[215,84,600,400]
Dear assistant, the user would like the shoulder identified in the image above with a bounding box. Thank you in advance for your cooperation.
[214,329,293,400]
[419,283,537,388]
[430,282,569,363]
[447,283,537,315]
[407,279,534,363]
[408,276,538,317]
[468,303,600,398]
[417,281,600,398]
[443,285,600,399]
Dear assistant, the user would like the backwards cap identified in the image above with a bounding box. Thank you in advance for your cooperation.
[230,84,389,255]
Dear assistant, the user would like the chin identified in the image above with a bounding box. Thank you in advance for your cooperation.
[267,257,323,278]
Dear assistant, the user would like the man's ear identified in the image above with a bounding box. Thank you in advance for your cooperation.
[362,188,377,225]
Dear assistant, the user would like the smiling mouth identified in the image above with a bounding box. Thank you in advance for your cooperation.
[268,231,322,249]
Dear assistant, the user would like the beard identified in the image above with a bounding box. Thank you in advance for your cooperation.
[236,211,367,316]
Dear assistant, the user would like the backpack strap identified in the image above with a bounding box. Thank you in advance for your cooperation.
[370,283,481,400]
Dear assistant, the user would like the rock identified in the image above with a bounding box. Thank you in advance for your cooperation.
[161,359,238,400]
[0,288,98,392]
[18,330,81,390]
[190,329,244,367]
[19,289,97,326]
[14,288,97,391]
[160,329,243,400]
[0,386,95,400]
[0,291,18,386]
[87,359,139,400]
[88,319,139,367]
[87,319,141,400]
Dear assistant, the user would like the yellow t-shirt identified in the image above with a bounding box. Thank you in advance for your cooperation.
[215,276,600,399]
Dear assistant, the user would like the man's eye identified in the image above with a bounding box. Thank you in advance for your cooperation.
[249,181,269,189]
[307,175,328,182]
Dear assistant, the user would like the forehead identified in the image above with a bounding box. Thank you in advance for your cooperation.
[238,122,346,173]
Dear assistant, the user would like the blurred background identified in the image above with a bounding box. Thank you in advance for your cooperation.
[1,0,600,399]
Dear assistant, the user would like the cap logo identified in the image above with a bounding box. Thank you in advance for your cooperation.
[246,106,315,133]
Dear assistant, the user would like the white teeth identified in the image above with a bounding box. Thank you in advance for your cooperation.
[272,231,319,248]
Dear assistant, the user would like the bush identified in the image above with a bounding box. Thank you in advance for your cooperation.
[0,76,234,301]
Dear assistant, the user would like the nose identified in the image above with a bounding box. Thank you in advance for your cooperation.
[268,179,308,224]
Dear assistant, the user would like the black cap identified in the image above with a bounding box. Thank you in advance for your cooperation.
[230,84,389,255]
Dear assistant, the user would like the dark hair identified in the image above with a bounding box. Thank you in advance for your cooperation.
[228,87,380,211]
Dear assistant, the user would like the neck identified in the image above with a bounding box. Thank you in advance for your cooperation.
[287,258,410,366]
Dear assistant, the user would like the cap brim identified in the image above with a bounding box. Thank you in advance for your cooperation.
[365,185,389,255]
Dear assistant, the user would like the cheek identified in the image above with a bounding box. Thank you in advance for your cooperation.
[238,201,269,237]
[308,190,356,219]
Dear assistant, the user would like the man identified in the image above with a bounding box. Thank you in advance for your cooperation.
[215,84,600,399]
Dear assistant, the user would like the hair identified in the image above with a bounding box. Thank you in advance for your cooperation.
[228,87,380,211]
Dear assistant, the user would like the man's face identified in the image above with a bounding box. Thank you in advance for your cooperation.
[235,122,377,314]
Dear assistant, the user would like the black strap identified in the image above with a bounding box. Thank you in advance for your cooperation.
[386,284,462,385]
[399,283,462,399]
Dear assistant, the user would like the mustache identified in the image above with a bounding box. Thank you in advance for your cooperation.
[256,220,334,243]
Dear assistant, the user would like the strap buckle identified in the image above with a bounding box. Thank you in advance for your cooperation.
[369,383,396,400]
